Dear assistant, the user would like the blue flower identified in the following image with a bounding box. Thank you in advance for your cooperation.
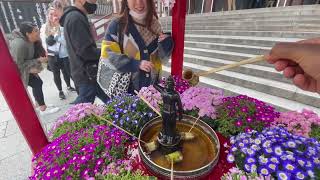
[262,140,271,148]
[307,147,316,156]
[274,146,284,156]
[286,141,297,148]
[258,156,269,165]
[296,158,307,167]
[313,157,320,165]
[283,161,296,172]
[246,148,256,156]
[240,147,248,154]
[286,154,295,161]
[227,154,235,163]
[270,157,280,164]
[231,146,238,152]
[254,138,262,145]
[245,157,256,164]
[267,163,278,172]
[307,170,315,178]
[250,164,257,173]
[238,142,245,148]
[243,139,249,144]
[251,144,260,151]
[305,161,314,169]
[295,171,307,180]
[244,163,252,172]
[277,171,291,180]
[264,147,273,154]
[258,166,270,176]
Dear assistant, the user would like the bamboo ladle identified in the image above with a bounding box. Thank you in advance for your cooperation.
[183,55,265,86]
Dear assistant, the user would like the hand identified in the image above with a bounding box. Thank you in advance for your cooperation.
[139,60,154,72]
[29,67,41,74]
[38,57,48,63]
[158,32,169,42]
[265,41,320,93]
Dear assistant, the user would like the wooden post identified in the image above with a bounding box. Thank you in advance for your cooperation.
[0,29,49,155]
[171,0,187,78]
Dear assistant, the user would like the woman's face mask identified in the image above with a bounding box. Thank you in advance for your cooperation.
[127,0,148,20]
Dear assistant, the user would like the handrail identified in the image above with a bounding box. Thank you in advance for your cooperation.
[92,13,113,25]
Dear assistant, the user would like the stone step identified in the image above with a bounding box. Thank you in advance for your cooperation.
[184,46,272,67]
[183,30,320,39]
[182,54,291,84]
[184,41,270,55]
[185,34,302,47]
[180,24,320,32]
[162,66,320,114]
[162,17,320,25]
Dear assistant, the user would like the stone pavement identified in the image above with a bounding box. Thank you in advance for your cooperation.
[0,69,78,180]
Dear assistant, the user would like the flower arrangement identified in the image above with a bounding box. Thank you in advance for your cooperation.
[49,103,106,139]
[180,86,224,119]
[212,95,280,137]
[221,167,271,180]
[138,85,162,112]
[161,75,190,94]
[96,170,156,180]
[30,125,130,179]
[227,127,320,179]
[272,109,320,140]
[104,94,155,136]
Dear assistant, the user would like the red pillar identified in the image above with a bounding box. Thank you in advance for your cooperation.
[0,30,49,155]
[171,0,187,78]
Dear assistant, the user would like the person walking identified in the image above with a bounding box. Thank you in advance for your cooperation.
[59,0,109,104]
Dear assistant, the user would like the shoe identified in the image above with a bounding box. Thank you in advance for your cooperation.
[59,91,66,100]
[39,106,60,116]
[67,86,76,92]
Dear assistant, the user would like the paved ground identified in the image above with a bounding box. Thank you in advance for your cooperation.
[0,69,78,180]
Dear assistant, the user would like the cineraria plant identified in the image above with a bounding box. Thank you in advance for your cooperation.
[180,86,224,119]
[138,85,162,112]
[272,109,320,140]
[221,167,272,180]
[95,170,156,180]
[226,127,320,180]
[30,125,130,179]
[103,94,155,137]
[212,95,280,137]
[49,103,106,140]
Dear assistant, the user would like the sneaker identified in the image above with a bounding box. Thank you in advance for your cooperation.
[59,91,66,100]
[39,106,60,116]
[67,86,76,92]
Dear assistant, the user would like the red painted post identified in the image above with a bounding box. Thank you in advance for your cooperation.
[0,29,49,155]
[171,0,187,78]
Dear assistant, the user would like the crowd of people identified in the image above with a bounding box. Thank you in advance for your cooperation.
[6,0,320,115]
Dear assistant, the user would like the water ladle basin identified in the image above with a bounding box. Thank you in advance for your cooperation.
[138,115,220,179]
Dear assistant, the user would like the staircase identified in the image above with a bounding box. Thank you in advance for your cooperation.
[160,5,320,113]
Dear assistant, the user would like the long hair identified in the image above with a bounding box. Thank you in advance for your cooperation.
[119,0,158,35]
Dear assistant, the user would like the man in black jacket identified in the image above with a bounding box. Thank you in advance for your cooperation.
[59,0,109,104]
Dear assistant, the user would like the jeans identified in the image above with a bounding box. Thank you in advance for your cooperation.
[72,82,109,104]
[48,56,72,91]
[28,74,45,106]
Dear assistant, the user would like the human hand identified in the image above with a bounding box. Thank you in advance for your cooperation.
[158,32,169,42]
[265,42,320,93]
[139,60,154,72]
[38,57,48,63]
[29,67,42,74]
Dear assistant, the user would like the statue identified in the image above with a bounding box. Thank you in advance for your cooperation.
[154,75,183,154]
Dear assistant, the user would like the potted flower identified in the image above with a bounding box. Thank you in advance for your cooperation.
[272,109,320,140]
[213,95,280,137]
[227,127,320,179]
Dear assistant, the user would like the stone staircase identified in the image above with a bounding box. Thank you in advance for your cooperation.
[160,5,320,113]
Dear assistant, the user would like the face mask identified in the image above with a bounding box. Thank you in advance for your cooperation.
[129,10,147,20]
[83,1,97,14]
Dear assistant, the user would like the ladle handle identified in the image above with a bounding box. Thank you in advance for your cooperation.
[196,55,265,77]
